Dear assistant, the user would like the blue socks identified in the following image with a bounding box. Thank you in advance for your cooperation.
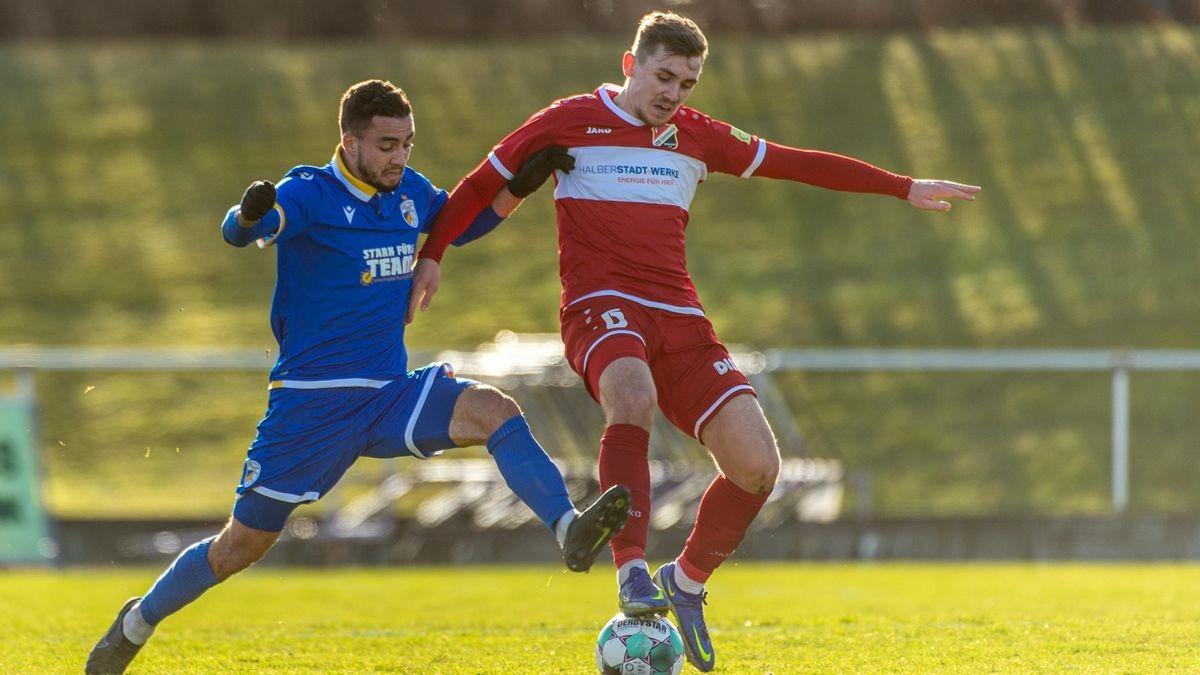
[138,537,220,626]
[487,415,574,531]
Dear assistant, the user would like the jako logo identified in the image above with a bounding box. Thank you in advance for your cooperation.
[712,358,739,375]
[586,127,613,134]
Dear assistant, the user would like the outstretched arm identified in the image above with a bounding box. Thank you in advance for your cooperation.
[221,180,279,247]
[905,179,981,211]
[753,141,979,209]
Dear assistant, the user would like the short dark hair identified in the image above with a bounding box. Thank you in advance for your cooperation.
[339,79,412,137]
[631,11,708,63]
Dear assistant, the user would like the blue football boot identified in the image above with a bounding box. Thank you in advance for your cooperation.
[617,566,669,616]
[653,561,715,672]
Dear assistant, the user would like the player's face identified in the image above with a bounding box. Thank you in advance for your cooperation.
[619,46,702,127]
[344,114,414,193]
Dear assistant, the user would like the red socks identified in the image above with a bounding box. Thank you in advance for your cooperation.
[678,475,769,583]
[600,425,769,581]
[598,424,651,568]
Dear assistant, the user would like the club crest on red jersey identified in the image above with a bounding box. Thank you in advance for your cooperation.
[651,123,678,149]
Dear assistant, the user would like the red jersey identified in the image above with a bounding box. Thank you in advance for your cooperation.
[419,84,912,315]
[488,84,766,314]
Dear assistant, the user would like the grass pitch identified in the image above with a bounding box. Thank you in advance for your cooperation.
[6,562,1200,673]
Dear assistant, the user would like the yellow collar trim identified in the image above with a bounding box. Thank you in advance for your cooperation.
[333,146,377,202]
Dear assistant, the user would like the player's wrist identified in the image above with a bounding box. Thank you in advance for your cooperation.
[417,246,445,264]
[235,210,259,228]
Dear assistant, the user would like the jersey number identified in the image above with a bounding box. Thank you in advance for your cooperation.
[601,308,628,330]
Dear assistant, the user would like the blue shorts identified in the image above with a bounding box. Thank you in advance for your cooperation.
[232,363,475,530]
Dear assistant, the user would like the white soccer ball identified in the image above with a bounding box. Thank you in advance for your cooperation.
[594,612,684,675]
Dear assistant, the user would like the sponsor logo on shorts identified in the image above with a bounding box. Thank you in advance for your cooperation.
[713,357,739,375]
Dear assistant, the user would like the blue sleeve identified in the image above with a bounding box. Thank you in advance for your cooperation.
[451,206,505,247]
[420,187,449,234]
[220,174,316,249]
[221,205,282,247]
[268,175,316,246]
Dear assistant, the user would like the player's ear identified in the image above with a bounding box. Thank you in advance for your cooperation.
[341,132,357,158]
[621,51,636,78]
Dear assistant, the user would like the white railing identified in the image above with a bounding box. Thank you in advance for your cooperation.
[759,348,1200,513]
[5,344,1200,513]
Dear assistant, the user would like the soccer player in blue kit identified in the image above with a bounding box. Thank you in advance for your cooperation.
[85,79,629,674]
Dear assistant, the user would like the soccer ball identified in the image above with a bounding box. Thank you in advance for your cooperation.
[594,612,684,675]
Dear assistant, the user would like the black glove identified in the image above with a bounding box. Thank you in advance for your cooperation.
[507,145,575,198]
[239,180,277,222]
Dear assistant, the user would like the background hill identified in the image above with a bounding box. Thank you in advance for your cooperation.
[3,26,1200,518]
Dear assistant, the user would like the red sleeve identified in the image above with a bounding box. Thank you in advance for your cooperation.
[418,102,564,262]
[702,117,768,177]
[417,159,506,262]
[755,141,913,199]
[486,104,564,182]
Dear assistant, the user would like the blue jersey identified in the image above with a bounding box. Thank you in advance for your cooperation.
[227,151,448,381]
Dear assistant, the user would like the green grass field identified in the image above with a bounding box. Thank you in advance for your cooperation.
[8,562,1200,673]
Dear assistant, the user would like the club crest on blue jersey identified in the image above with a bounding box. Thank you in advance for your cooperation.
[241,460,262,488]
[400,198,419,228]
[652,123,679,150]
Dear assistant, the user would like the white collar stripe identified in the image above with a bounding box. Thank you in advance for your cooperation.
[598,85,646,127]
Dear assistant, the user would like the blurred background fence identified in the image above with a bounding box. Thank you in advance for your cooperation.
[7,339,1200,566]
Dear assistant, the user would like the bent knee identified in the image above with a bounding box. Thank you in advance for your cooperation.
[451,385,522,444]
[729,451,781,496]
[208,542,270,581]
[209,554,254,582]
[209,524,278,581]
[471,385,521,429]
[601,387,657,427]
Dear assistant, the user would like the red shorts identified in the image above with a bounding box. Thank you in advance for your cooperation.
[560,294,755,440]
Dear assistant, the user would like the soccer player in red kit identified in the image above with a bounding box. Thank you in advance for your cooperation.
[410,11,980,671]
